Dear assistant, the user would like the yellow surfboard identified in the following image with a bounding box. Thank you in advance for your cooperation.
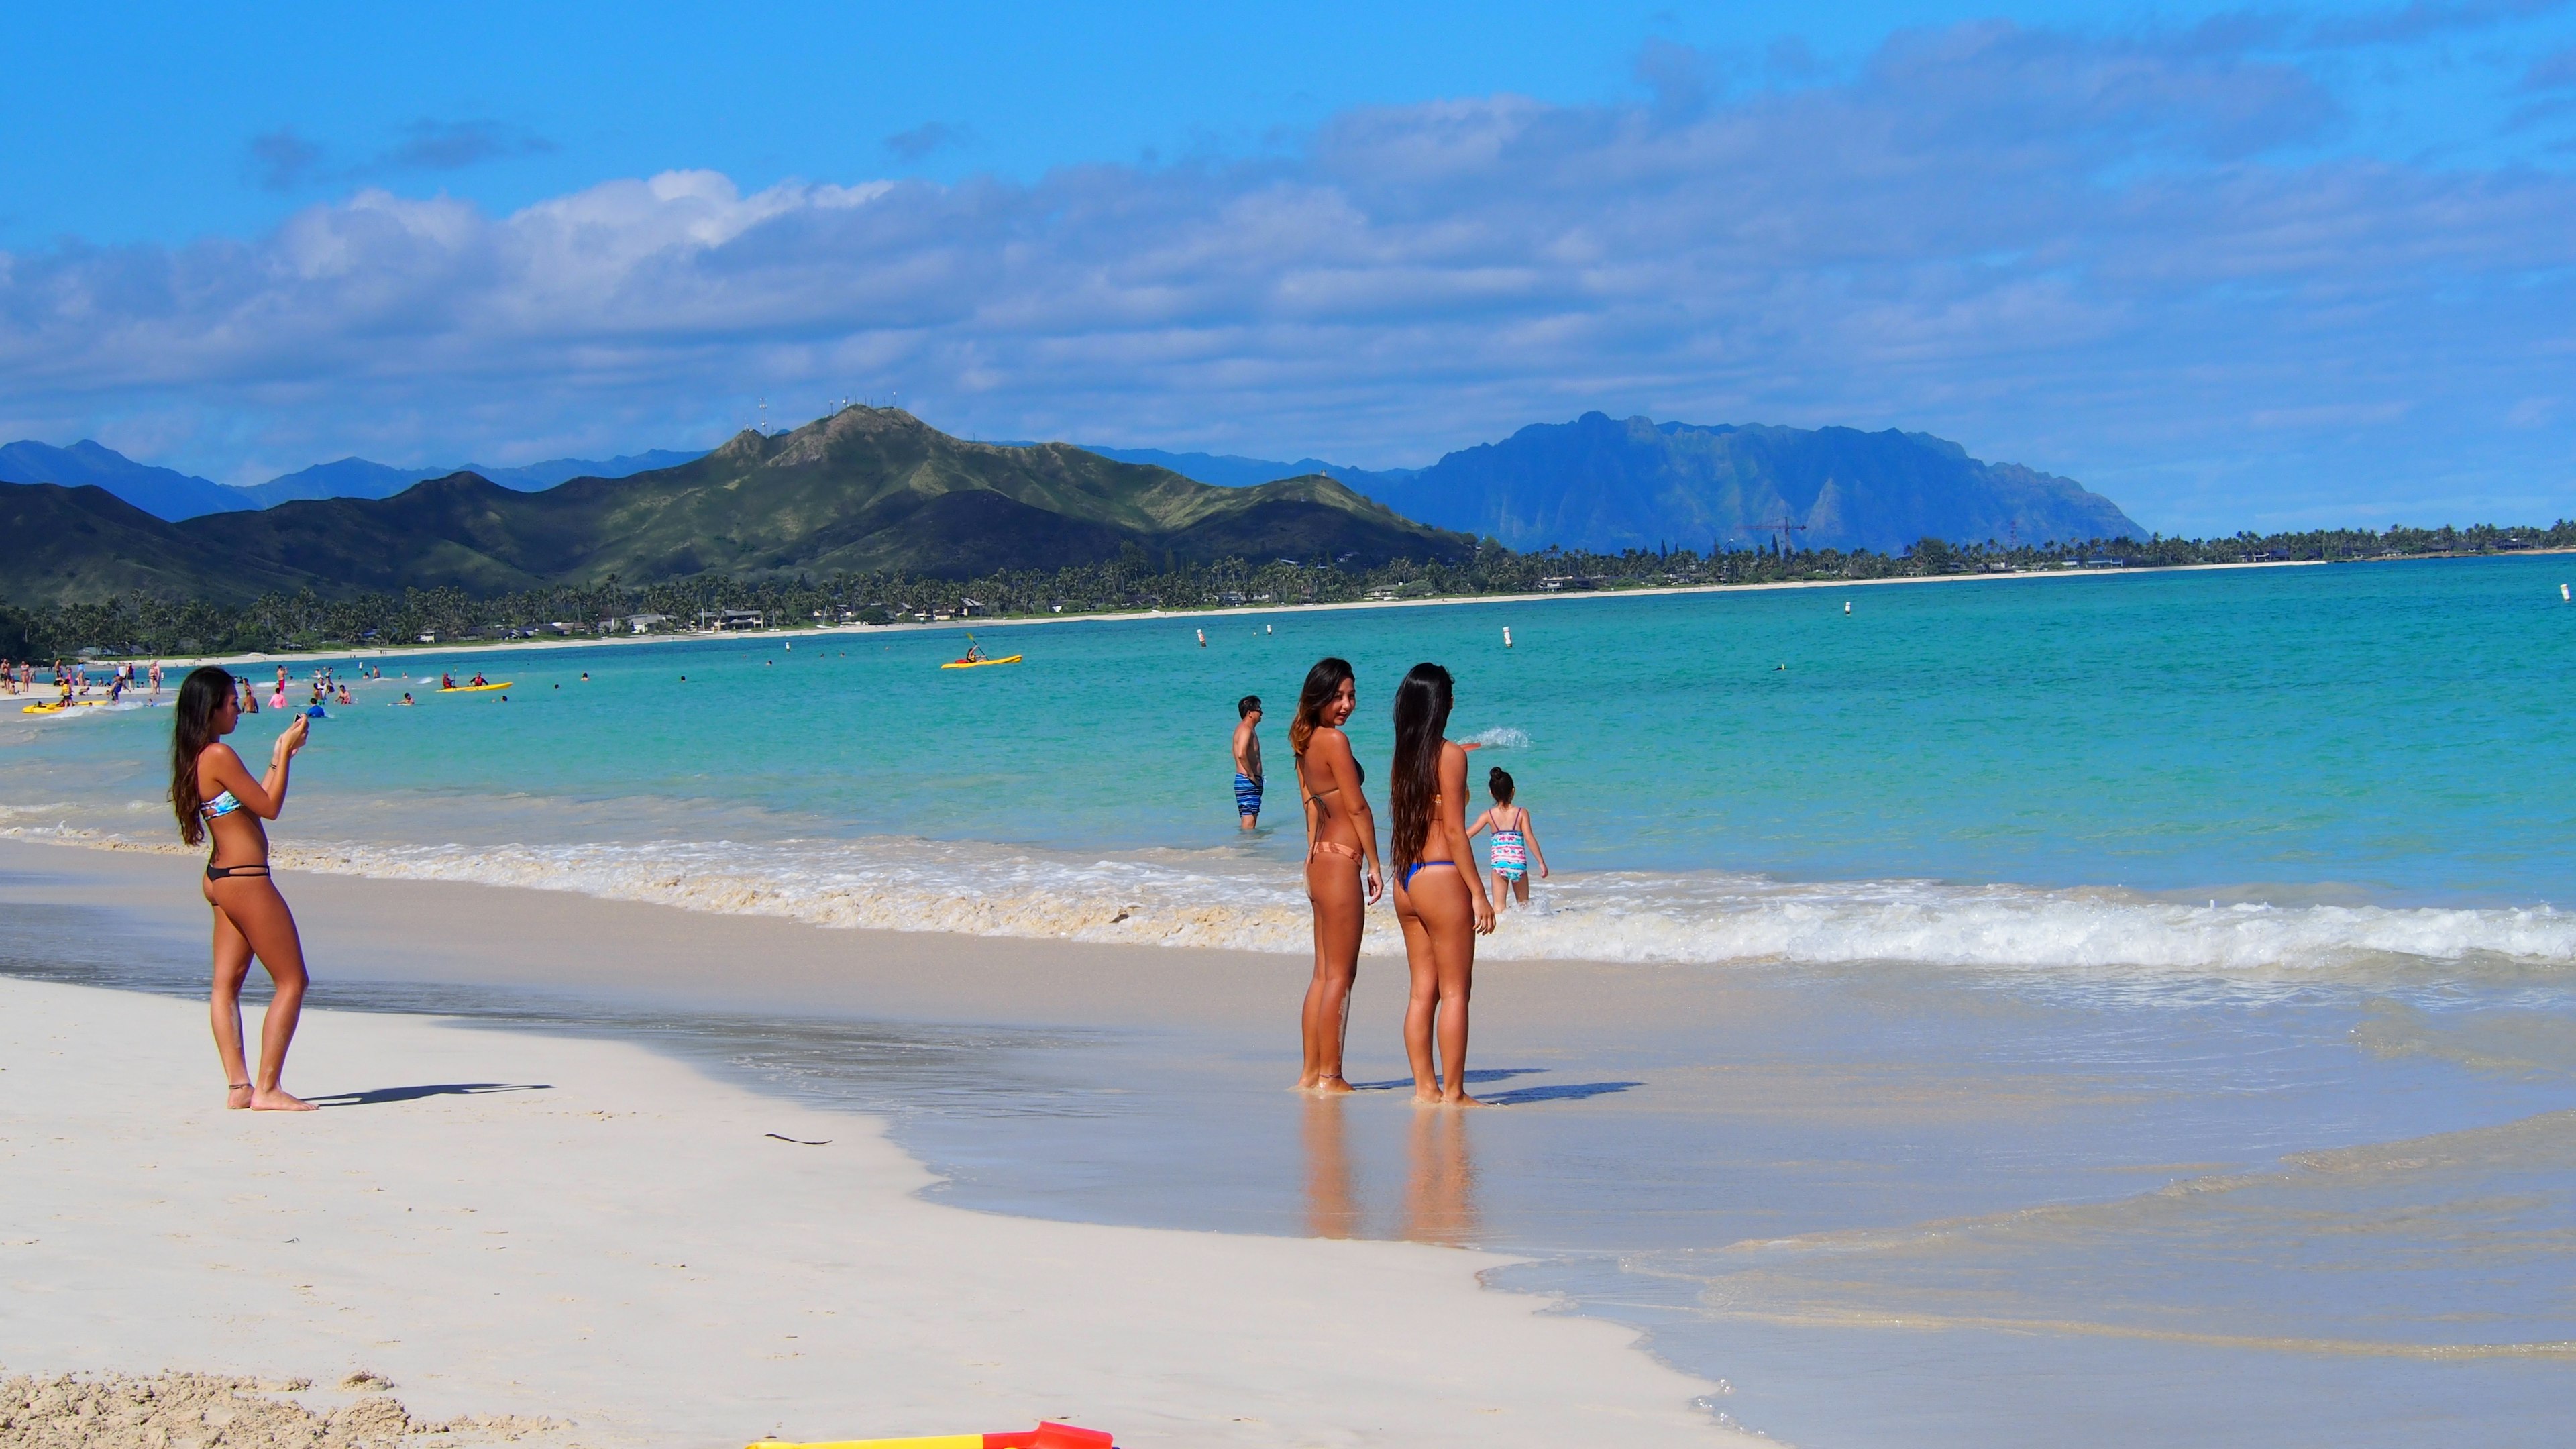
[438,682,513,692]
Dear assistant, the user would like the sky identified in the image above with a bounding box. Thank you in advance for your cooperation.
[3,1,2575,534]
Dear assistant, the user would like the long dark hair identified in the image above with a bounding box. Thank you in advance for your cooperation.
[170,666,235,846]
[1388,663,1454,875]
[1289,657,1354,758]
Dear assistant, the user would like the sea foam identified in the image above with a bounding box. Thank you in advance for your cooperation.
[11,808,2571,984]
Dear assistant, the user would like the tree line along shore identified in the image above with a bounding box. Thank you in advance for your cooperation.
[7,521,2569,660]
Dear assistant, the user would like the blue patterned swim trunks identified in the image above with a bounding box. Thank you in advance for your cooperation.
[1234,773,1263,819]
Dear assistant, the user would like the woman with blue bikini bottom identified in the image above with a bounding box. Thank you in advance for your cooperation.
[1389,663,1496,1106]
[171,665,316,1112]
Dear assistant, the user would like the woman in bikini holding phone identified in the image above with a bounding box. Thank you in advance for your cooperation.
[1389,663,1497,1106]
[170,665,317,1110]
[1292,657,1382,1093]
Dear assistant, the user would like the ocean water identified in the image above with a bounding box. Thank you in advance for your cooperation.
[9,555,2576,1445]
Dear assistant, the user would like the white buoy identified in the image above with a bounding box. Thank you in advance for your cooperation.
[1843,600,1851,614]
[2563,584,2571,602]
[1503,626,1513,648]
[1266,623,1273,635]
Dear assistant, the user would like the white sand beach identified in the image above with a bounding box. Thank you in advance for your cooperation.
[0,904,1735,1448]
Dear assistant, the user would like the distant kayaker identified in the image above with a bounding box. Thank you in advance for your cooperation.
[1232,695,1265,831]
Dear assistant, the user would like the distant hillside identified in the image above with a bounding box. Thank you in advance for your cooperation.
[0,408,1472,606]
[1074,444,1416,494]
[242,448,707,506]
[0,441,250,521]
[0,439,710,519]
[1357,413,2142,554]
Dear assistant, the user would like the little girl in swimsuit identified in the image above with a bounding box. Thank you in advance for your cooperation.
[1468,767,1550,910]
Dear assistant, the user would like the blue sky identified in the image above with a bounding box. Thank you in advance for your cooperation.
[4,1,2574,533]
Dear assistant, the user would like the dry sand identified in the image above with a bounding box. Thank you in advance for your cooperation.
[0,948,1735,1449]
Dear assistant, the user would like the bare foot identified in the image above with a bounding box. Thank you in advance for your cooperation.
[1293,1073,1320,1091]
[250,1087,317,1112]
[1411,1089,1444,1106]
[1314,1075,1355,1095]
[225,1082,253,1110]
[1441,1092,1495,1108]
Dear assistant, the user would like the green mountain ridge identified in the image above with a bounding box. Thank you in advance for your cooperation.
[0,407,1474,607]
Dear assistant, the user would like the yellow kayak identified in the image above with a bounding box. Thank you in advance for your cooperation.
[938,655,1022,670]
[21,700,113,714]
[439,682,513,692]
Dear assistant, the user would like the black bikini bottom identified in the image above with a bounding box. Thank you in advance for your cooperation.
[205,863,272,881]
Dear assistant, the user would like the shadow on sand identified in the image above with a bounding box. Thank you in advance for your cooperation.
[309,1082,554,1108]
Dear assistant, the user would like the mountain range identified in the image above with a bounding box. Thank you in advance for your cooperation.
[0,408,1471,606]
[1,410,2146,608]
[1109,415,2143,555]
[0,440,706,520]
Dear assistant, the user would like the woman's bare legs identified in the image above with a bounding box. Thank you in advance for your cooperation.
[205,877,315,1111]
[1297,856,1363,1091]
[1399,868,1485,1106]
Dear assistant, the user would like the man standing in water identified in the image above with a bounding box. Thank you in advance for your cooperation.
[1233,695,1265,831]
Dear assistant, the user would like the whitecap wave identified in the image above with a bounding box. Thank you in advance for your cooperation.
[1463,726,1531,749]
[7,812,2571,984]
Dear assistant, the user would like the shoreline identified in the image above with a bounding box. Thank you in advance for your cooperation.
[0,841,1742,1447]
[15,551,2368,675]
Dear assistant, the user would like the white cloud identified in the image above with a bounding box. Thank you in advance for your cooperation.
[2,20,2573,530]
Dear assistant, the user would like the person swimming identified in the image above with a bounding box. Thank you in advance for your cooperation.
[1469,767,1549,910]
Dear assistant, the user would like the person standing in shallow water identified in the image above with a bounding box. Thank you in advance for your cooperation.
[170,665,317,1111]
[1293,658,1381,1093]
[1389,662,1496,1106]
[1232,694,1265,831]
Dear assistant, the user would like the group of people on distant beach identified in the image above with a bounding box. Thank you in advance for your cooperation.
[0,658,162,702]
[1252,659,1549,1107]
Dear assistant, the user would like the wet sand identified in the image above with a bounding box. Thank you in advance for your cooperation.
[9,839,2572,1447]
[0,852,1737,1446]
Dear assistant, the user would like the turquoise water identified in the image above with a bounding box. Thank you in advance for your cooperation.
[9,556,2573,972]
[9,555,2576,1446]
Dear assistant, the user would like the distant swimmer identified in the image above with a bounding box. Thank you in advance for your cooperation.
[1232,695,1265,832]
[398,693,415,706]
[580,672,590,681]
[1469,767,1549,911]
[1389,662,1495,1106]
[1293,658,1381,1094]
[172,665,317,1112]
